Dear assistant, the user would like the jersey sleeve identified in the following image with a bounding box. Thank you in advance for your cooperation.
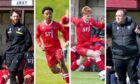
[36,24,42,46]
[60,16,65,24]
[71,16,79,25]
[90,18,104,30]
[57,23,69,41]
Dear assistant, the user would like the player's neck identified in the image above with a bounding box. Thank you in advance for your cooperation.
[82,17,89,23]
[44,20,53,25]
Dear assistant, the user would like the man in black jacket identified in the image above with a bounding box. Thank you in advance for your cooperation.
[107,9,140,84]
[5,9,32,84]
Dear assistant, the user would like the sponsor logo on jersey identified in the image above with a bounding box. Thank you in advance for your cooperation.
[82,27,90,32]
[45,30,53,38]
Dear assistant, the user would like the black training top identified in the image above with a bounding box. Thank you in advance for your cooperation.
[107,16,139,60]
[6,22,32,54]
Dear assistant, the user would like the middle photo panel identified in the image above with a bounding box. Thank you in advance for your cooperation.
[71,0,105,84]
[35,0,69,84]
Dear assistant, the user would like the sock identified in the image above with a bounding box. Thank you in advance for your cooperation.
[78,58,94,71]
[95,55,104,70]
[71,51,77,62]
[63,73,69,83]
[83,58,94,68]
[78,65,85,71]
[63,48,67,60]
[71,60,80,71]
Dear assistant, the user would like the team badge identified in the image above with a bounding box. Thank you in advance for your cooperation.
[89,22,92,25]
[42,26,44,29]
[80,24,83,27]
[127,26,131,30]
[8,28,12,33]
[18,27,21,31]
[117,26,119,30]
[52,25,56,29]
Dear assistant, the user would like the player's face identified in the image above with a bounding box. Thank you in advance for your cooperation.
[43,10,52,21]
[83,13,91,21]
[115,10,126,24]
[10,12,20,24]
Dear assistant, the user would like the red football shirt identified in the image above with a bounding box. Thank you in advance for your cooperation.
[71,17,104,46]
[36,20,68,48]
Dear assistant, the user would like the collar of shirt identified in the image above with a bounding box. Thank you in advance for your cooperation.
[44,20,53,26]
[82,18,90,23]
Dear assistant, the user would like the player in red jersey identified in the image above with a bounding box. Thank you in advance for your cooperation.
[0,57,9,84]
[24,46,34,84]
[36,6,69,84]
[60,9,69,61]
[0,69,9,84]
[71,6,105,71]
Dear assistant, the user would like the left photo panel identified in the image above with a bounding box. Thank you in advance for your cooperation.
[0,0,34,84]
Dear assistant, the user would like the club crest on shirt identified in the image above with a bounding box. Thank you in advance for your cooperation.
[52,25,56,29]
[127,26,131,30]
[117,26,119,30]
[89,22,92,25]
[42,26,44,29]
[80,24,83,27]
[8,28,12,33]
[18,27,21,31]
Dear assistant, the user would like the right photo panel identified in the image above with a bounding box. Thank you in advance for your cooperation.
[106,0,140,84]
[71,0,105,84]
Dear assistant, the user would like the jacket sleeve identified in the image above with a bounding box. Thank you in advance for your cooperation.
[6,27,9,43]
[107,23,112,37]
[24,27,33,51]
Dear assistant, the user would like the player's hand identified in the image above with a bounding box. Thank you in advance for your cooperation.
[64,41,69,48]
[99,46,104,55]
[106,66,112,70]
[40,44,46,51]
[99,16,105,24]
[134,25,140,34]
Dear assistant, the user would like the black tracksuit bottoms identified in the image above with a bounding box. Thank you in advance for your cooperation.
[6,53,24,84]
[113,56,139,84]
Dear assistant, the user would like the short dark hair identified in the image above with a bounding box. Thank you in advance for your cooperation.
[10,9,22,17]
[117,9,127,16]
[42,6,53,14]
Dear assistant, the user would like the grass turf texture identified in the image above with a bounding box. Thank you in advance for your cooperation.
[71,71,104,84]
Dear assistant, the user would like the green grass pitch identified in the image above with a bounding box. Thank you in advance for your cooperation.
[71,71,105,84]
